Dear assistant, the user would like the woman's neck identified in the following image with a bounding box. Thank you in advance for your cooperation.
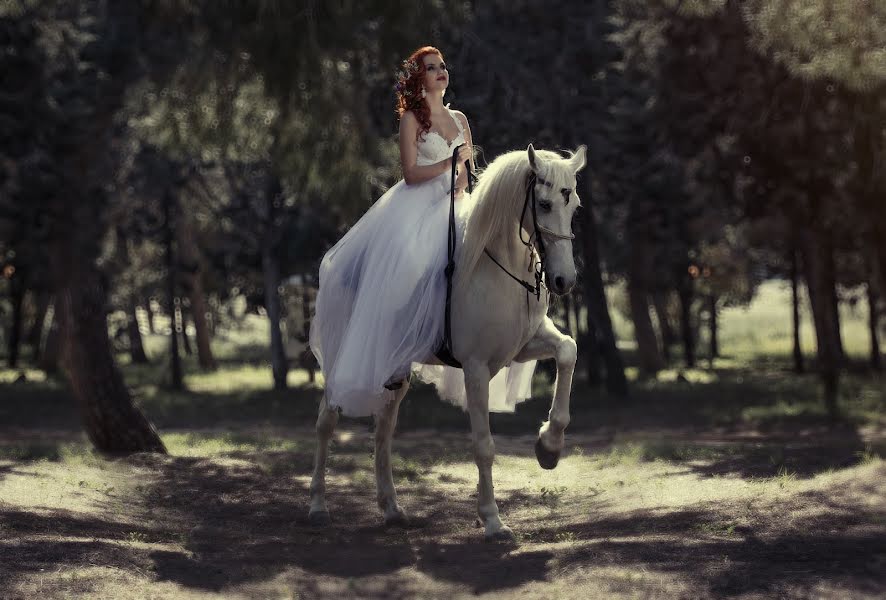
[426,94,446,113]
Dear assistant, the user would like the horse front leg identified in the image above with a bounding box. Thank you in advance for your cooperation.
[464,362,514,541]
[514,316,577,469]
[309,395,339,525]
[374,382,409,525]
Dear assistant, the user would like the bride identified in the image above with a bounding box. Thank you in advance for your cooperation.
[309,46,536,417]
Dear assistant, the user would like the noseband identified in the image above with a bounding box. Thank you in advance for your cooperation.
[483,170,575,301]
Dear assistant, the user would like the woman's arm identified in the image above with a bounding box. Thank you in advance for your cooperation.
[452,110,474,193]
[399,111,452,185]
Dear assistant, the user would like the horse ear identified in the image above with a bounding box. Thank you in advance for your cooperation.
[527,143,538,172]
[571,145,587,172]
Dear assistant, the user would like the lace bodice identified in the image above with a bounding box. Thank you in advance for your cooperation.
[415,106,466,166]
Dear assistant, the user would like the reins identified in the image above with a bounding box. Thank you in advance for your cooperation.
[434,144,474,369]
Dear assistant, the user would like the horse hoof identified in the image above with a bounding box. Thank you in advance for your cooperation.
[308,510,331,526]
[485,527,517,543]
[535,438,560,470]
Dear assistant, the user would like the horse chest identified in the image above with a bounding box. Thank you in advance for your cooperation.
[456,275,547,366]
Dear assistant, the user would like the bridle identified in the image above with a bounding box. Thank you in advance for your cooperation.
[483,170,575,301]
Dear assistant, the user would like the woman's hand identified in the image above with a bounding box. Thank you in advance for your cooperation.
[455,144,472,167]
[453,144,472,185]
[454,146,471,195]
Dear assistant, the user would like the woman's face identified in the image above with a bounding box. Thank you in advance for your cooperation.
[422,53,448,97]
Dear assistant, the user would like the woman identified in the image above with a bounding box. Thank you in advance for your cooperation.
[309,46,475,417]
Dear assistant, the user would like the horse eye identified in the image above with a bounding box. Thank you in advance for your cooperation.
[539,200,553,212]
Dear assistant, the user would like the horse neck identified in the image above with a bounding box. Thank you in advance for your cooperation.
[487,205,532,271]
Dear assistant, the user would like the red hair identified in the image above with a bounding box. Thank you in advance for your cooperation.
[395,46,443,142]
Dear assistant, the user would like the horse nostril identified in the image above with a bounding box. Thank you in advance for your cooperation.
[555,276,565,291]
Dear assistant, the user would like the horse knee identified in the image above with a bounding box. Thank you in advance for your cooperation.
[556,337,577,366]
[473,435,495,466]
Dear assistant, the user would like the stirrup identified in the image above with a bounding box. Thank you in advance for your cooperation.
[383,370,409,390]
[383,379,404,391]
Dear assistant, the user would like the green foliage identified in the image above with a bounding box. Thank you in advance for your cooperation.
[744,0,886,92]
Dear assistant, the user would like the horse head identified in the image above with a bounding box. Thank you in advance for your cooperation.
[526,143,587,296]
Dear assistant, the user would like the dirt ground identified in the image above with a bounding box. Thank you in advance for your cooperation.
[1,421,884,599]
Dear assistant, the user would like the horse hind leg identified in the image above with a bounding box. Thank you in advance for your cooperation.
[375,381,409,526]
[309,395,339,525]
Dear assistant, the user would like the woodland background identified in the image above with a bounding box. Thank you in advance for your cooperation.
[0,2,883,598]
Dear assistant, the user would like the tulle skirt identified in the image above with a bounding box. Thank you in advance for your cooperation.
[309,171,538,417]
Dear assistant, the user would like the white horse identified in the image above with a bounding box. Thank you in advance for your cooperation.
[309,143,586,540]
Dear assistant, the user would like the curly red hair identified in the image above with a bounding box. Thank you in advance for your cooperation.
[395,46,443,142]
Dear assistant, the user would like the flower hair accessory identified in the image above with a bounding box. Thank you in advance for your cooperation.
[394,59,421,97]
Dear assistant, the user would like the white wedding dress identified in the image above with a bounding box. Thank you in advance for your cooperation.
[309,106,538,417]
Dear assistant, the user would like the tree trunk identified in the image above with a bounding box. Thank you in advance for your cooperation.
[163,189,184,390]
[7,276,24,368]
[867,262,881,371]
[578,186,628,397]
[28,291,51,362]
[263,174,288,391]
[628,282,663,377]
[190,292,215,369]
[652,291,675,365]
[39,305,60,374]
[52,258,166,454]
[628,241,664,377]
[176,211,216,370]
[677,277,695,369]
[582,307,603,386]
[33,0,165,453]
[127,300,149,364]
[790,246,804,374]
[871,222,886,307]
[854,95,886,309]
[145,299,156,334]
[801,228,842,421]
[207,299,216,338]
[178,302,193,356]
[708,294,719,360]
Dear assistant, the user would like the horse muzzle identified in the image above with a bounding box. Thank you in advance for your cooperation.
[546,273,575,296]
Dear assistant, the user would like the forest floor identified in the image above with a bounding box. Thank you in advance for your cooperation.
[1,354,884,599]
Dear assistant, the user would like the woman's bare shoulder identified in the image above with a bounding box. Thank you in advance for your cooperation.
[449,108,468,119]
[450,109,470,128]
[400,110,419,125]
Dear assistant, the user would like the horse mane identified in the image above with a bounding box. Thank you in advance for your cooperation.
[455,148,577,294]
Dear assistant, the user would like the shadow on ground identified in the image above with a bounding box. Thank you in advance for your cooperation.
[2,444,883,598]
